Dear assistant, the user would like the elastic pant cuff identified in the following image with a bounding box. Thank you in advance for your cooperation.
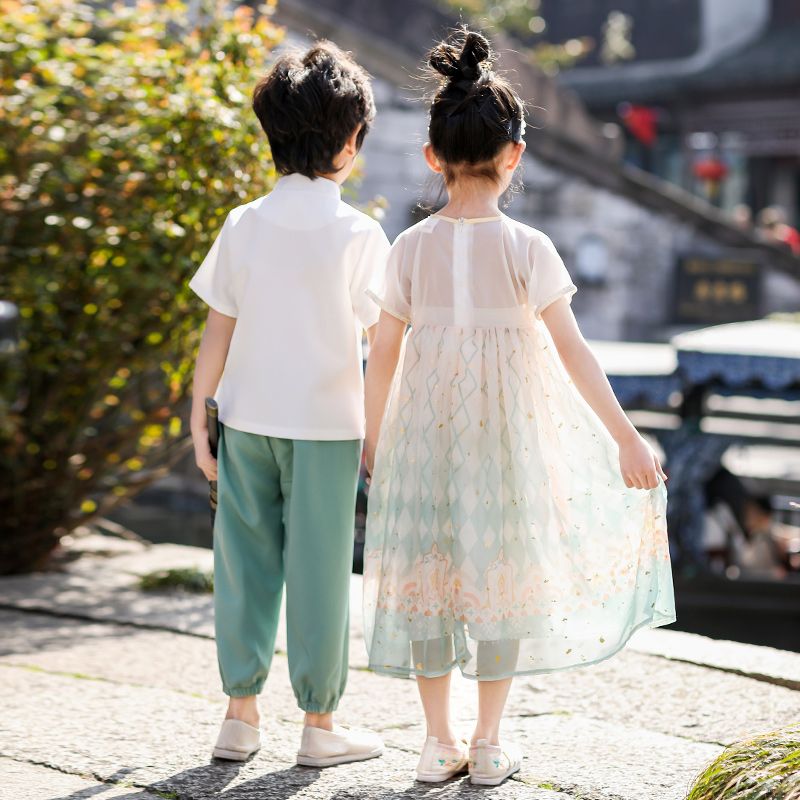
[297,699,340,714]
[224,680,266,698]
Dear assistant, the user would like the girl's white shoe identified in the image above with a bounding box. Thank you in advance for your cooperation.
[469,738,522,785]
[416,736,469,782]
[212,718,261,761]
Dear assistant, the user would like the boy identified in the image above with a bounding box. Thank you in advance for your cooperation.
[189,41,388,765]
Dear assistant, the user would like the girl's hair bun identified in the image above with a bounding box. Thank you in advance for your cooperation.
[459,31,491,79]
[429,30,491,84]
[425,27,524,185]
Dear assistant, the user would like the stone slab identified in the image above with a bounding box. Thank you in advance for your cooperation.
[0,534,216,638]
[629,627,800,690]
[0,666,569,800]
[503,714,718,800]
[0,757,164,800]
[516,650,800,747]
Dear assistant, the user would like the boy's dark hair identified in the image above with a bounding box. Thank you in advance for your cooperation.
[427,29,524,184]
[253,41,375,179]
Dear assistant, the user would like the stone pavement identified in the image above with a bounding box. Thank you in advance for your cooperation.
[1,534,799,800]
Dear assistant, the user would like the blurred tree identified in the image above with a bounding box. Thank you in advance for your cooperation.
[436,0,608,74]
[0,0,283,573]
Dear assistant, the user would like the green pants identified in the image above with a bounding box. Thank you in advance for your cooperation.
[214,425,361,713]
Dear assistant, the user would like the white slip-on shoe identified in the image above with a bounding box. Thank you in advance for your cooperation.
[469,738,522,786]
[212,718,261,761]
[415,736,469,783]
[296,724,384,768]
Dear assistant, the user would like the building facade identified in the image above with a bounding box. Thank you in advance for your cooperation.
[356,75,800,342]
[550,0,800,226]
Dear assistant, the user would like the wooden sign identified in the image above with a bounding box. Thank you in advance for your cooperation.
[672,254,762,324]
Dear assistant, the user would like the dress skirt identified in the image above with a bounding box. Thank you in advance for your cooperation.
[363,319,676,680]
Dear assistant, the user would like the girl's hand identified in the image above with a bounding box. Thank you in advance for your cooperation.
[192,426,218,482]
[364,438,376,476]
[617,432,667,490]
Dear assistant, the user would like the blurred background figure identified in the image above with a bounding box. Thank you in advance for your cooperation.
[757,206,800,255]
[702,468,784,580]
[731,203,753,230]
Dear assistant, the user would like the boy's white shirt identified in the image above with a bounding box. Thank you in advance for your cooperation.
[189,173,389,440]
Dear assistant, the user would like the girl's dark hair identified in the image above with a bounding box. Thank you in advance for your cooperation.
[427,29,524,184]
[252,41,375,179]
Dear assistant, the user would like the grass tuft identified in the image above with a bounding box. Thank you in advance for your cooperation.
[687,723,800,800]
[138,567,213,594]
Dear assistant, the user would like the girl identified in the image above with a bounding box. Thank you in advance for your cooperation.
[363,30,676,786]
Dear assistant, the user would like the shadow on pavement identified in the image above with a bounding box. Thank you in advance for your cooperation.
[151,760,323,799]
[0,608,136,658]
[327,775,526,798]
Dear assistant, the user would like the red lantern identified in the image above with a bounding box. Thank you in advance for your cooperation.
[692,157,728,182]
[618,103,658,147]
[692,156,728,201]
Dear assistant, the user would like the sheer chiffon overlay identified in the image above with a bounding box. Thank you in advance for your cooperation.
[364,214,676,680]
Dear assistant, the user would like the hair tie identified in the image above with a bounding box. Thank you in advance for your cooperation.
[438,81,525,143]
[508,115,526,143]
[475,96,525,142]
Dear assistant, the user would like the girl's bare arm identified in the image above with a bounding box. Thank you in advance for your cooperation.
[541,299,666,490]
[190,309,237,481]
[364,311,406,472]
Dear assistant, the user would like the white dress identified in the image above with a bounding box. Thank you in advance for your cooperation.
[364,213,676,680]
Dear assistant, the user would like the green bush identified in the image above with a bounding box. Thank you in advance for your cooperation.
[0,0,282,573]
[139,567,214,594]
[687,724,800,800]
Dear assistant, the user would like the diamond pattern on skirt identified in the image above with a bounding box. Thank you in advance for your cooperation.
[364,320,675,680]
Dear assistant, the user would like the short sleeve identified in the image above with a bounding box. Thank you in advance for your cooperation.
[188,215,239,318]
[529,234,577,319]
[366,232,412,324]
[350,225,391,330]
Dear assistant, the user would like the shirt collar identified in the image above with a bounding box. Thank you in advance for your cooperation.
[274,173,341,199]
